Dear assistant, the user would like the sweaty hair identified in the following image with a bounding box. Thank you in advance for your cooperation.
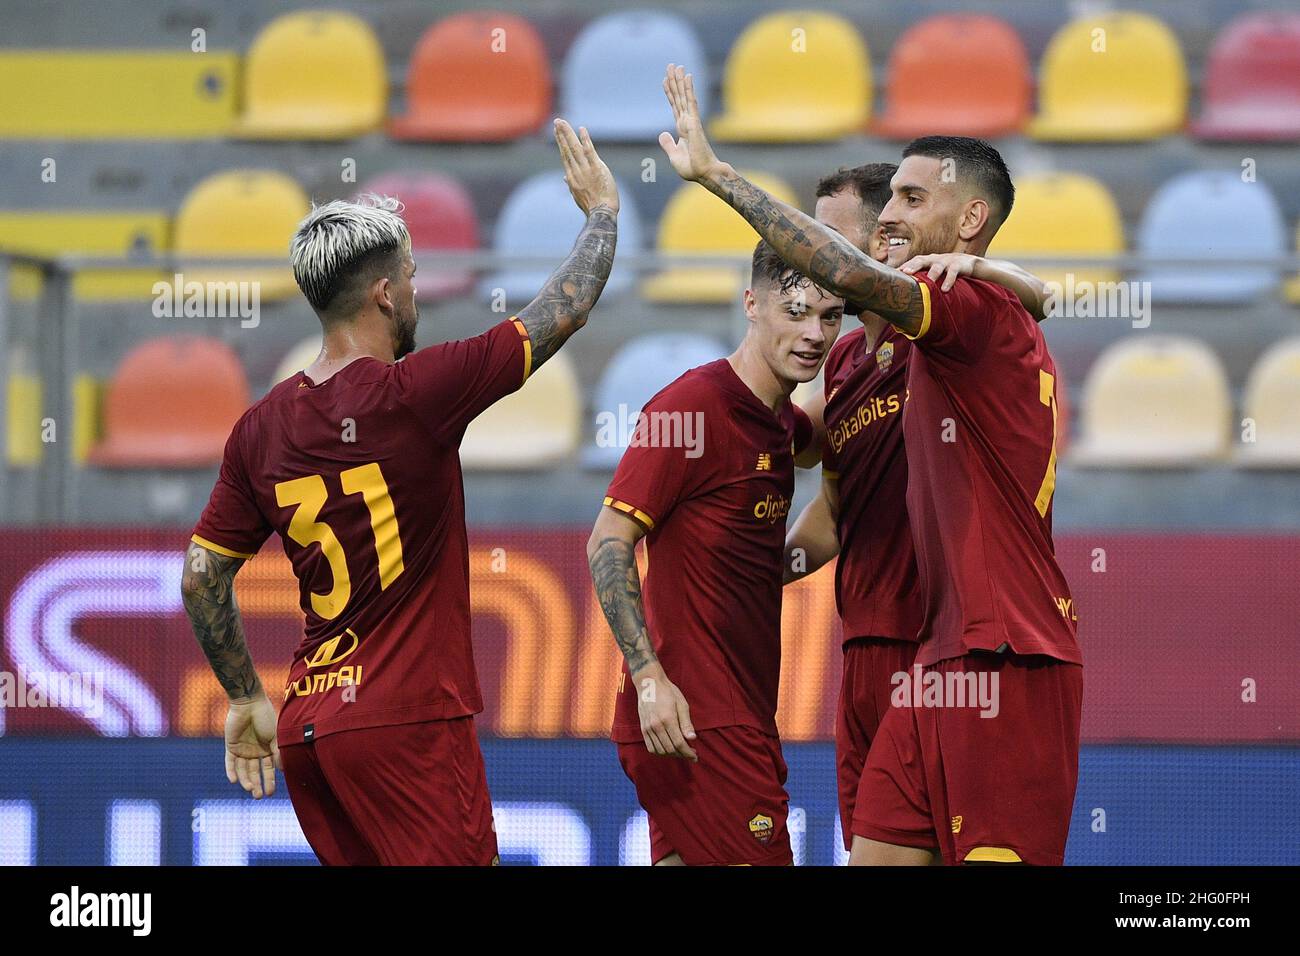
[815,163,897,221]
[902,135,1015,228]
[289,194,411,316]
[750,240,815,297]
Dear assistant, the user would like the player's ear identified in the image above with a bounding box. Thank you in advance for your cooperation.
[958,198,990,242]
[374,275,394,316]
[867,223,890,263]
[742,287,758,323]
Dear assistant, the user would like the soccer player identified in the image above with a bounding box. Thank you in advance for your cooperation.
[784,165,1051,854]
[587,240,843,866]
[180,119,619,865]
[661,64,1081,865]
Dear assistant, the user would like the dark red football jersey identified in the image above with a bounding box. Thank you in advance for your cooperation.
[193,318,532,746]
[821,324,923,644]
[901,275,1079,667]
[604,359,812,743]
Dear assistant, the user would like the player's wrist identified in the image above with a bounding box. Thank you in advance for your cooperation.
[228,684,267,707]
[629,659,666,683]
[698,159,734,187]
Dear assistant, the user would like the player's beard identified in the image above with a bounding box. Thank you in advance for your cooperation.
[886,218,961,267]
[393,304,418,360]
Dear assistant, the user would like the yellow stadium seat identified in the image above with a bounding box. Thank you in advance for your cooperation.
[6,372,42,467]
[642,173,799,304]
[1285,223,1300,304]
[271,335,324,386]
[234,11,386,139]
[988,173,1124,291]
[1029,12,1187,141]
[1071,337,1231,467]
[0,51,237,138]
[1237,338,1300,468]
[709,11,871,142]
[461,350,581,469]
[174,170,309,301]
[0,212,169,301]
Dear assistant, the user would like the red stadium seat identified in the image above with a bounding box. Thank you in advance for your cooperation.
[359,172,479,301]
[872,14,1031,139]
[1192,13,1300,141]
[388,12,552,142]
[90,336,249,468]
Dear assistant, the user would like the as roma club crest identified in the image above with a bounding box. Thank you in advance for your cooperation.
[748,813,775,846]
[875,341,895,373]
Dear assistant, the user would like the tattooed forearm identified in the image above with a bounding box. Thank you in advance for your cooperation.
[588,536,658,675]
[181,545,262,701]
[518,205,618,369]
[702,168,925,335]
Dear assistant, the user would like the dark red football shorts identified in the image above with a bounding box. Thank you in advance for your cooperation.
[617,725,793,866]
[835,637,920,851]
[852,652,1083,865]
[279,716,498,866]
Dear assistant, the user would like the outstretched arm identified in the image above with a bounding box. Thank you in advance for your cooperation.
[587,507,697,761]
[658,65,925,336]
[181,542,279,798]
[516,119,620,369]
[902,253,1051,321]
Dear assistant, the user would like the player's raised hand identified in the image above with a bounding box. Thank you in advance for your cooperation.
[554,118,619,216]
[900,252,980,292]
[224,691,281,799]
[659,63,721,183]
[634,664,699,762]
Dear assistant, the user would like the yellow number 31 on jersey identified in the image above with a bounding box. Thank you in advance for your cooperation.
[274,462,405,620]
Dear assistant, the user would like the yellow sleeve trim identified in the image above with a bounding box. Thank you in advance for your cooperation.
[822,469,839,480]
[902,279,932,341]
[190,534,254,560]
[510,316,533,384]
[963,846,1023,863]
[603,496,655,531]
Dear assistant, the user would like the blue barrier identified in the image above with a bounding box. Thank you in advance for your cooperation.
[0,738,1295,865]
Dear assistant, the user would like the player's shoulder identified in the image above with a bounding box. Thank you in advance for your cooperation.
[925,273,1025,314]
[644,358,730,412]
[228,375,295,438]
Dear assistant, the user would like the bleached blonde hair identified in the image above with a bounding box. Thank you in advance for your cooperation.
[289,193,411,313]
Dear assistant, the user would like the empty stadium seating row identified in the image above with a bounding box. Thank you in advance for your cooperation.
[4,165,1300,307]
[0,9,1298,143]
[7,333,1300,471]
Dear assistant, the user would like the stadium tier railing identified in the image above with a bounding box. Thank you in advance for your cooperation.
[3,248,1300,524]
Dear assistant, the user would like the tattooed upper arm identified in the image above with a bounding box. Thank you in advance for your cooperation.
[181,543,261,701]
[517,205,618,369]
[704,169,926,336]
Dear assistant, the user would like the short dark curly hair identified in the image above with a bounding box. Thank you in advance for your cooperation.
[750,239,813,296]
